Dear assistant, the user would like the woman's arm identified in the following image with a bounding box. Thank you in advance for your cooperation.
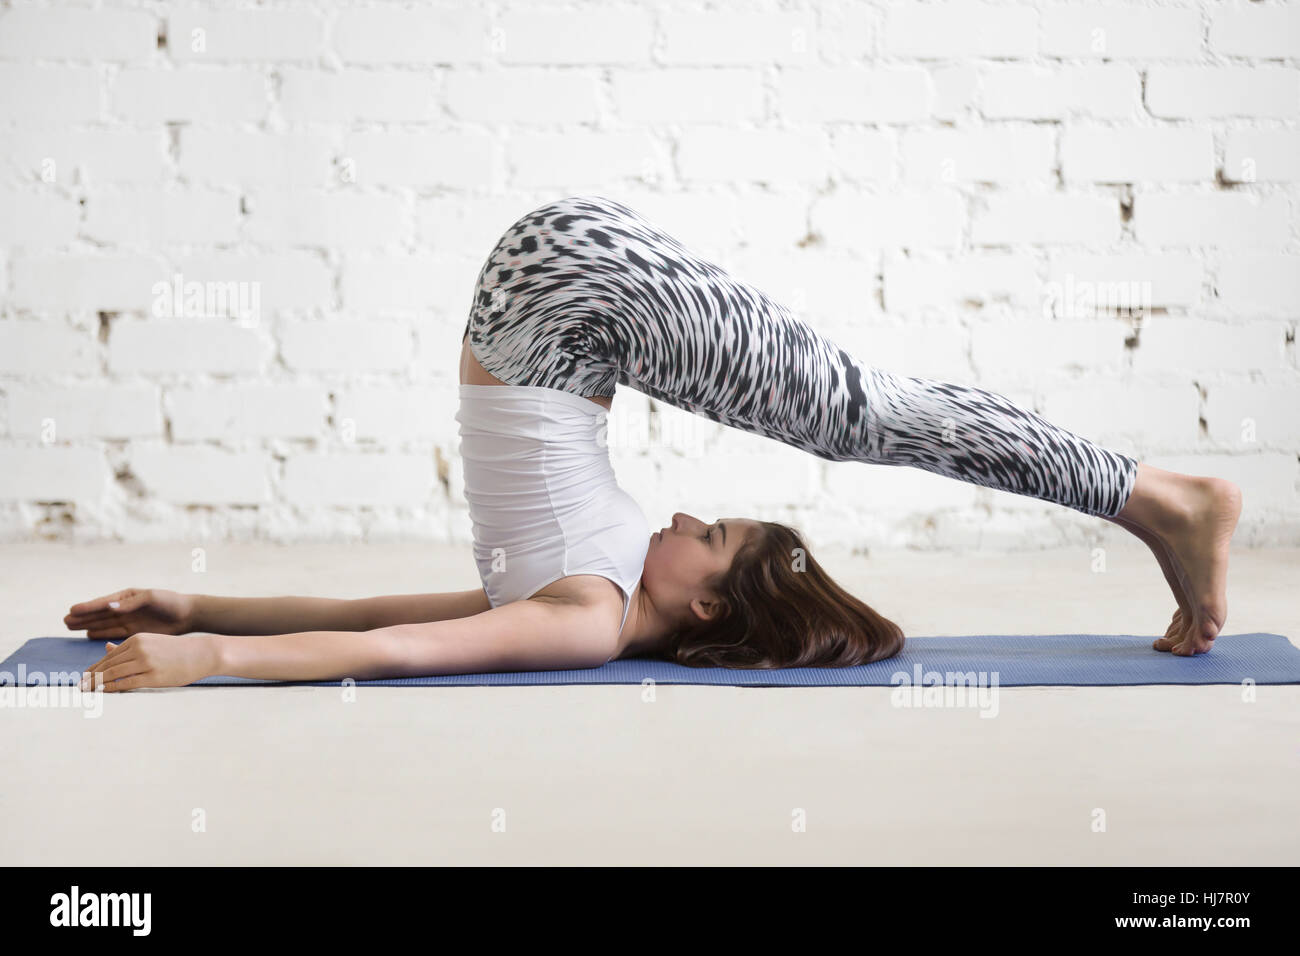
[66,587,493,639]
[191,589,493,635]
[80,594,619,690]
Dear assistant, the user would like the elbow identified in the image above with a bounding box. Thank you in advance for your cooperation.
[575,648,617,670]
[588,635,622,669]
[580,619,622,669]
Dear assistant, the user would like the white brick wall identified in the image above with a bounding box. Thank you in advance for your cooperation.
[0,0,1296,550]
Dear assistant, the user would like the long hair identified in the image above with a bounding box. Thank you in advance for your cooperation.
[659,521,905,668]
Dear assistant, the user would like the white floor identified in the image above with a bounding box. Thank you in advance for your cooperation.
[2,539,1297,865]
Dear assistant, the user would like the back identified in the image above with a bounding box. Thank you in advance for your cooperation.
[455,383,651,634]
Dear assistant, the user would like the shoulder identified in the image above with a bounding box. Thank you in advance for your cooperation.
[531,575,626,639]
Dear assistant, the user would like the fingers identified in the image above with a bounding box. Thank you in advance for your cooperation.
[100,673,150,692]
[82,670,150,693]
[82,635,158,691]
[69,613,129,633]
[66,589,132,616]
[82,657,146,691]
[65,589,147,632]
[66,605,132,624]
[84,638,131,675]
[65,590,137,621]
[82,639,145,691]
[85,622,135,639]
[66,611,120,631]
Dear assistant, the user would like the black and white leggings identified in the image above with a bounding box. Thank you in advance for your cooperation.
[462,195,1138,518]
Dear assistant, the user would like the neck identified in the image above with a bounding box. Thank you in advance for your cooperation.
[614,581,673,659]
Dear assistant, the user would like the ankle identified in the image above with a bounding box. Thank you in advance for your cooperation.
[1153,478,1200,536]
[1117,465,1198,539]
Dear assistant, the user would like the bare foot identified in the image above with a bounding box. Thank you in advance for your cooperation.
[1155,477,1242,654]
[1106,513,1192,628]
[1116,466,1242,657]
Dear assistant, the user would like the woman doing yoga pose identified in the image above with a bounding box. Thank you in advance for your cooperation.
[67,195,1242,690]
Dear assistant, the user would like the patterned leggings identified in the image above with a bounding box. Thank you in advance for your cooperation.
[462,195,1138,518]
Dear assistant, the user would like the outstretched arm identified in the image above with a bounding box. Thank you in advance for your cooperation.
[191,589,493,634]
[80,594,619,690]
[66,587,492,638]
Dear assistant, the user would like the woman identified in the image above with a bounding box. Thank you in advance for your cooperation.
[68,195,1241,691]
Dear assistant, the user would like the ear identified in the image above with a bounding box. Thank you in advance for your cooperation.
[689,594,723,624]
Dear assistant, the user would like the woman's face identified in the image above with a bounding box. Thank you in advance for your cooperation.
[643,513,757,625]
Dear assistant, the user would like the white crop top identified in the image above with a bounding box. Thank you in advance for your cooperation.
[455,383,651,635]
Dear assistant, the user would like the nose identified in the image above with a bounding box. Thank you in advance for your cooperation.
[670,513,701,533]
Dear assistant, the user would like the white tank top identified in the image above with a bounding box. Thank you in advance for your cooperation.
[455,384,651,635]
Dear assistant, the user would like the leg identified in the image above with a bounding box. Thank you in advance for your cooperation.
[465,196,1238,644]
[468,195,1138,516]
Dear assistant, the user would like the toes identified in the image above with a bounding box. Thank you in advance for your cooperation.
[1155,609,1184,650]
[1189,608,1223,652]
[1153,605,1221,656]
[1173,631,1214,656]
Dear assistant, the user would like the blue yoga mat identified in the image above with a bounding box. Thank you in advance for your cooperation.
[1,633,1297,687]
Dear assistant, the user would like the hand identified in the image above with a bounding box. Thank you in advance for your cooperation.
[64,588,196,638]
[79,632,220,692]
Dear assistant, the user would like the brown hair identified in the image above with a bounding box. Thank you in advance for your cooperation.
[659,520,904,669]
